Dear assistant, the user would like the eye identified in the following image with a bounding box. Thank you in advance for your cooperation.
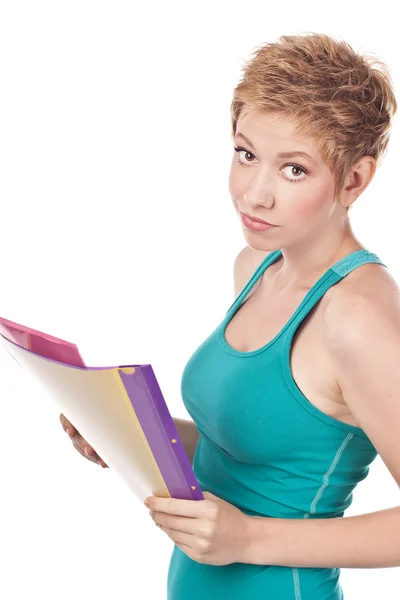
[233,146,308,183]
[281,164,307,183]
[234,146,255,164]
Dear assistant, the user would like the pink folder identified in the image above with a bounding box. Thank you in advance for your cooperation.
[0,316,204,503]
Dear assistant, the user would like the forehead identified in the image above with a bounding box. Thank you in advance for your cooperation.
[237,108,317,151]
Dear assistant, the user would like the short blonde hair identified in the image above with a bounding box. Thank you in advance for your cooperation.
[231,33,397,211]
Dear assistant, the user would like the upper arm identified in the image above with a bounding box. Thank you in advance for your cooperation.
[233,246,271,300]
[325,292,400,488]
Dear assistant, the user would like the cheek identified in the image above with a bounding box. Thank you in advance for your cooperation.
[228,166,237,198]
[228,160,245,198]
[291,189,329,221]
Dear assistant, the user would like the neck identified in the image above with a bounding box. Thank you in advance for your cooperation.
[273,218,364,290]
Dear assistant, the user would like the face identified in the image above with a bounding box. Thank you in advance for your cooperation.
[229,108,342,251]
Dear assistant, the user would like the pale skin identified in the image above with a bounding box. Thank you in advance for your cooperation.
[61,108,400,569]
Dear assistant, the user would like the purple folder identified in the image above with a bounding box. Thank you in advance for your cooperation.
[0,316,204,503]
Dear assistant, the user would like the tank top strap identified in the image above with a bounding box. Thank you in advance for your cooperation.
[285,249,388,335]
[225,249,283,316]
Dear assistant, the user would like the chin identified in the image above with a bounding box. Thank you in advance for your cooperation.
[243,235,279,252]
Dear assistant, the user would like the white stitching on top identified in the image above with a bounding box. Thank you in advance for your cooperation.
[292,567,301,600]
[306,432,353,518]
[292,432,354,599]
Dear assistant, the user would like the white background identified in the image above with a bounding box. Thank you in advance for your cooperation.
[0,1,399,598]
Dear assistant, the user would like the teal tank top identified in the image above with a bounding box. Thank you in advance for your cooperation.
[167,248,387,600]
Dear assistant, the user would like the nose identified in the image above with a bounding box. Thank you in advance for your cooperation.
[243,167,275,209]
[244,189,275,211]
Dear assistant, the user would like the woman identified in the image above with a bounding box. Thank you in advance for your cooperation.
[61,32,399,599]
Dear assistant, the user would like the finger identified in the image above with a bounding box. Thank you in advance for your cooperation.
[152,512,196,534]
[150,497,205,518]
[82,443,97,457]
[70,431,97,458]
[160,526,197,550]
[71,438,108,468]
[174,542,194,557]
[60,413,77,438]
[86,448,108,467]
[59,415,108,466]
[71,439,97,463]
[71,439,93,459]
[82,442,108,466]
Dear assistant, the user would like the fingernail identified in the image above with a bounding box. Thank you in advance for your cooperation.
[66,428,71,436]
[84,447,89,456]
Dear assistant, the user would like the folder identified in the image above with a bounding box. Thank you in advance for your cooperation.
[0,316,204,504]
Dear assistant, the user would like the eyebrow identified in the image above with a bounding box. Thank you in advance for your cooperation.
[234,132,317,165]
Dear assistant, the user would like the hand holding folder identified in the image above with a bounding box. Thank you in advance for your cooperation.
[60,412,109,468]
[0,316,204,505]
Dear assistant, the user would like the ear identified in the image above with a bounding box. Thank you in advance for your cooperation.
[341,155,377,209]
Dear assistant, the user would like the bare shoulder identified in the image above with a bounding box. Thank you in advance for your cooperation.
[324,261,400,342]
[233,246,273,299]
[323,262,400,415]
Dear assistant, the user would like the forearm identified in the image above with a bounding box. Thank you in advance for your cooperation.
[242,505,400,569]
[173,417,200,466]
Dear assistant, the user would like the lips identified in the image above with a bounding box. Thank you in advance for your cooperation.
[241,211,276,226]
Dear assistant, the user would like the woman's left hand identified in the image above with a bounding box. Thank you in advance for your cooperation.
[145,491,250,566]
